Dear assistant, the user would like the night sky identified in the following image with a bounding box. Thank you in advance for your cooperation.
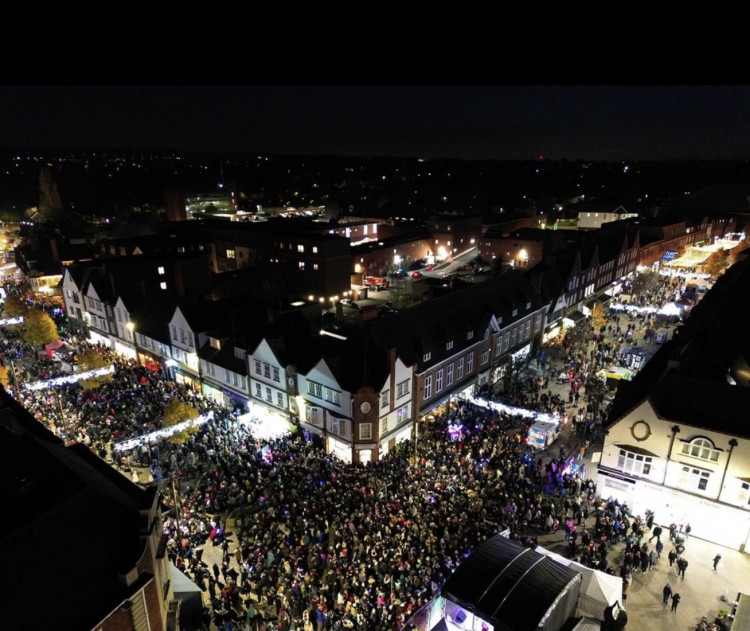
[2,85,750,161]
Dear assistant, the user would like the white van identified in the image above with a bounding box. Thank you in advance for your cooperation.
[527,420,562,450]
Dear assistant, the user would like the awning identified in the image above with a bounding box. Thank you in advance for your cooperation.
[615,444,659,457]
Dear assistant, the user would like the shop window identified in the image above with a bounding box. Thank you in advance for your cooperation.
[680,465,710,491]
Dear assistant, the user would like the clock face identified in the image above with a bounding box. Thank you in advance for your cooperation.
[360,402,371,414]
[631,420,651,441]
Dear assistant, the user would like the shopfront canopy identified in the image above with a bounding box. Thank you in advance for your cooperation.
[442,535,582,631]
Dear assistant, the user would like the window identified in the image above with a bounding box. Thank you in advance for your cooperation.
[255,360,261,375]
[264,364,271,379]
[436,369,443,392]
[526,302,531,310]
[313,264,319,271]
[277,392,283,407]
[298,261,305,271]
[680,437,721,463]
[535,314,543,331]
[524,320,531,339]
[495,338,502,355]
[680,466,710,491]
[160,281,167,290]
[511,328,517,346]
[480,350,490,365]
[447,364,454,386]
[324,387,341,406]
[297,244,305,253]
[466,331,473,340]
[503,332,510,352]
[423,352,431,362]
[424,375,432,400]
[312,246,318,253]
[396,380,410,397]
[225,369,232,382]
[205,362,215,376]
[306,406,320,425]
[265,387,272,402]
[331,417,346,436]
[359,423,372,440]
[740,482,750,506]
[171,325,178,341]
[396,405,410,423]
[307,381,323,398]
[227,249,235,259]
[467,353,474,373]
[512,309,518,317]
[381,390,389,409]
[273,367,280,382]
[157,266,165,275]
[457,357,464,379]
[446,341,453,350]
[617,449,652,476]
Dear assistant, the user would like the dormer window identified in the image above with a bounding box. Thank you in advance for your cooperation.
[680,437,721,463]
[466,331,473,340]
[512,309,518,317]
[526,302,531,310]
[446,341,453,350]
[423,352,431,362]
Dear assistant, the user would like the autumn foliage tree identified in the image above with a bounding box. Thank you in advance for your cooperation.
[77,348,114,389]
[22,309,59,346]
[591,302,608,332]
[163,398,200,445]
[1,293,29,319]
[0,364,9,388]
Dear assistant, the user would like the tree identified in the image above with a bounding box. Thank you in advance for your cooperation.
[630,270,660,297]
[22,309,59,346]
[1,293,29,319]
[704,248,729,279]
[163,398,200,445]
[0,364,9,388]
[77,348,114,389]
[591,302,608,332]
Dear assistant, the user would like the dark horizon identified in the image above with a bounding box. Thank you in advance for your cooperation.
[2,86,750,161]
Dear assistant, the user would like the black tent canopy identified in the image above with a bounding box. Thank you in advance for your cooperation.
[442,535,582,631]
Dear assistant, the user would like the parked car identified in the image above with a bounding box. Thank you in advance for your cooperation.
[411,271,423,279]
[339,299,359,309]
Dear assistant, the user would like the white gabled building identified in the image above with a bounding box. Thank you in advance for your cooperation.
[200,336,250,413]
[377,353,415,457]
[83,279,114,347]
[299,357,354,462]
[166,305,203,391]
[250,338,289,415]
[111,296,137,361]
[599,375,750,551]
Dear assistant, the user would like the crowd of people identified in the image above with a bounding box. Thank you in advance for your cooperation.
[0,270,717,631]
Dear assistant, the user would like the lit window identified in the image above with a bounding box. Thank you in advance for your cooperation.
[396,405,409,422]
[157,266,165,275]
[313,264,319,271]
[297,244,305,253]
[680,465,710,491]
[160,282,167,290]
[617,449,652,476]
[227,249,236,259]
[312,246,318,253]
[299,262,305,270]
[680,437,721,463]
[381,390,389,408]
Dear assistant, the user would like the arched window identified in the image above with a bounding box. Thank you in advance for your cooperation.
[680,437,721,463]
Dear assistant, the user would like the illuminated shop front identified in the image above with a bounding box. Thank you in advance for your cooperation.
[112,339,137,361]
[329,435,352,463]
